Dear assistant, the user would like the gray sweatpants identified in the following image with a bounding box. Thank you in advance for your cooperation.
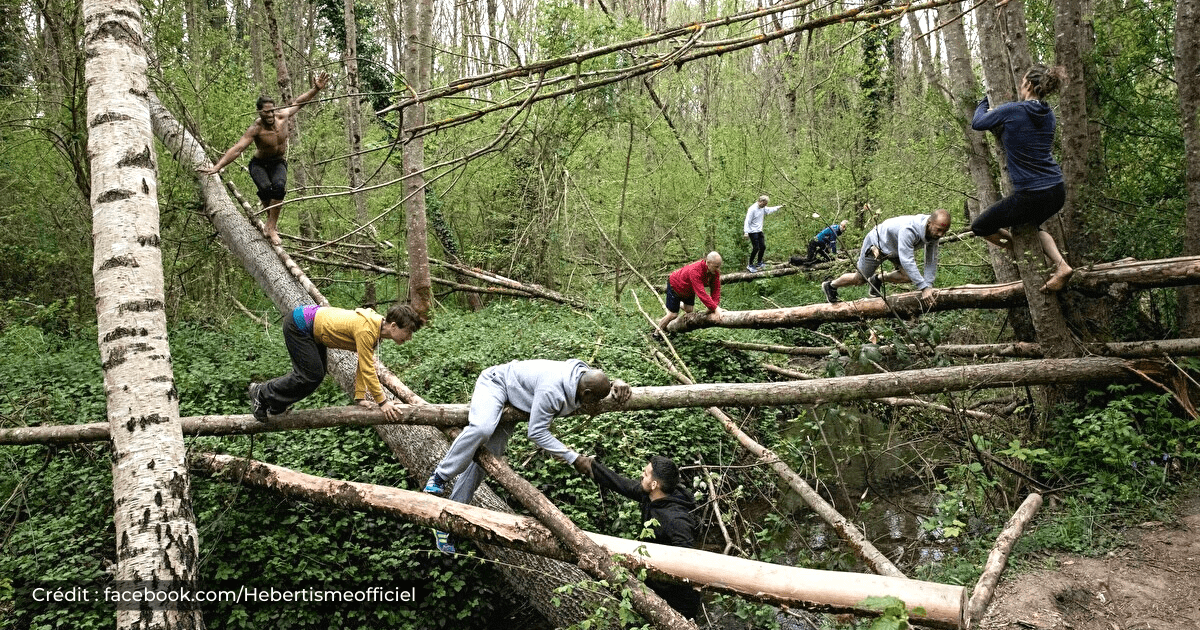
[434,368,516,504]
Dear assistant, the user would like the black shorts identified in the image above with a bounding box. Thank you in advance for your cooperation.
[664,282,694,313]
[971,183,1065,237]
[248,157,288,204]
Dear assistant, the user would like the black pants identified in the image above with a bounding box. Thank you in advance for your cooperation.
[970,182,1065,237]
[260,313,327,412]
[806,239,832,262]
[248,157,288,205]
[648,579,702,620]
[747,231,766,266]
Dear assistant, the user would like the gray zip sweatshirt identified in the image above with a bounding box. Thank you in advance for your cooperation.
[491,358,588,463]
[863,214,940,290]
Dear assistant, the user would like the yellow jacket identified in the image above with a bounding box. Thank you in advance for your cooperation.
[313,307,385,403]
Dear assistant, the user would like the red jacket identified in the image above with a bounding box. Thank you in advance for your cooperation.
[668,259,721,310]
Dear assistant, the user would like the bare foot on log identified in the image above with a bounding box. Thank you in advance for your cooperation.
[264,225,281,246]
[1041,265,1073,292]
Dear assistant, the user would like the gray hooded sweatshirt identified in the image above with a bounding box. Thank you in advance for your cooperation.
[862,214,940,290]
[490,358,588,463]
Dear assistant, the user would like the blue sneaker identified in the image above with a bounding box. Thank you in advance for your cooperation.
[424,474,445,495]
[433,529,456,554]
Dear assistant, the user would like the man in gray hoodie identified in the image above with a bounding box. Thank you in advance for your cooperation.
[822,209,951,304]
[424,359,631,553]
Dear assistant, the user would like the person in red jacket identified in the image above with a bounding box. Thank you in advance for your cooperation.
[657,251,724,332]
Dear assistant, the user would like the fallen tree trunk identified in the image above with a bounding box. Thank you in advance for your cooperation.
[721,338,1200,360]
[192,453,967,628]
[965,494,1043,626]
[667,256,1200,332]
[430,257,588,309]
[0,356,1149,445]
[649,350,907,579]
[288,250,561,301]
[875,397,1001,423]
[761,363,819,380]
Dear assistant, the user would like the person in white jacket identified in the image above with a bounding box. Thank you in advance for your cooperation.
[743,195,784,272]
[822,209,951,304]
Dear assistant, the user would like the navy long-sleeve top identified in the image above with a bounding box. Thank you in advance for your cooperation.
[971,98,1064,192]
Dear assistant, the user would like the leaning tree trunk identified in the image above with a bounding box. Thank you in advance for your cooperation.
[149,98,603,627]
[400,0,433,316]
[972,1,1035,341]
[1175,0,1200,336]
[85,6,203,628]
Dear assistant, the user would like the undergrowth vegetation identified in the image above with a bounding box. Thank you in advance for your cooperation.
[2,297,1198,629]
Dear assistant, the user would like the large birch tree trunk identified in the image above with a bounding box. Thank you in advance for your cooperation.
[150,98,603,627]
[85,5,202,627]
[1175,0,1200,336]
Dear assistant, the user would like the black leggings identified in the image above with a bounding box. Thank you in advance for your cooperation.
[971,183,1065,237]
[747,232,766,266]
[249,157,288,205]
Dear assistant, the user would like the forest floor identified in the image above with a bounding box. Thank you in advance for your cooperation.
[979,490,1200,630]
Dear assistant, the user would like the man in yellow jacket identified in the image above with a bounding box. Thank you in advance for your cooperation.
[249,303,424,421]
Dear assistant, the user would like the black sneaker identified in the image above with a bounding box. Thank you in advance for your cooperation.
[248,383,269,422]
[822,280,840,304]
[867,274,884,298]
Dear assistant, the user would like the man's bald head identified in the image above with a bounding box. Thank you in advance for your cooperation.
[705,251,723,273]
[577,370,612,405]
[927,208,952,240]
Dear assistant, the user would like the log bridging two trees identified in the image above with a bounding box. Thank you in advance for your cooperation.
[1,356,1150,446]
[664,256,1200,333]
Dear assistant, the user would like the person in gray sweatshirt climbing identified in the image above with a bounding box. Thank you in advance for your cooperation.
[822,210,951,304]
[969,64,1073,293]
[423,359,631,553]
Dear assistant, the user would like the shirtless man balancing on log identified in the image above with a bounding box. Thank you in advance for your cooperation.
[199,72,330,245]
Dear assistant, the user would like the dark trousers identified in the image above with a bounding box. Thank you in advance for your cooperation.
[648,579,701,619]
[747,231,766,266]
[248,157,288,205]
[970,182,1065,237]
[260,313,327,412]
[806,239,832,262]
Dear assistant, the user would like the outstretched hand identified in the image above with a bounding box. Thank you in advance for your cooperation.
[609,379,631,404]
[572,455,594,479]
[314,71,331,90]
[197,165,219,175]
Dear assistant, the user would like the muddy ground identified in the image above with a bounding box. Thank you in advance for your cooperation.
[979,493,1200,630]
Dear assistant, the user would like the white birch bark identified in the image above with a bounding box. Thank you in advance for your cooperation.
[84,0,203,626]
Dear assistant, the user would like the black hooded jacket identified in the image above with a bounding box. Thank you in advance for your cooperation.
[590,458,702,618]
